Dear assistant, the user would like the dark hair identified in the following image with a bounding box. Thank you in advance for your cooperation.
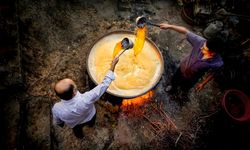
[55,84,74,100]
[206,37,224,53]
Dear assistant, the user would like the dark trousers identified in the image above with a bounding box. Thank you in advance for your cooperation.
[72,113,96,139]
[170,68,198,94]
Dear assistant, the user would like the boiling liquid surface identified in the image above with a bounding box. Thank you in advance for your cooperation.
[89,33,162,97]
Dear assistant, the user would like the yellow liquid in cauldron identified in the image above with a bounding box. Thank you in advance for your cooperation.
[88,32,163,97]
[94,43,158,91]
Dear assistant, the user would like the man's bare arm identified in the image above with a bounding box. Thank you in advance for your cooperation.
[160,23,189,34]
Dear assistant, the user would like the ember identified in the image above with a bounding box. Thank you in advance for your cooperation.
[121,90,154,107]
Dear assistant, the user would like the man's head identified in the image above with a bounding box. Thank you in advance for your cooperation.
[201,37,224,57]
[54,78,77,100]
[207,37,224,53]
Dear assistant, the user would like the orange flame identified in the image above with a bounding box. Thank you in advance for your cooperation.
[122,90,154,107]
[133,26,146,56]
[112,41,123,58]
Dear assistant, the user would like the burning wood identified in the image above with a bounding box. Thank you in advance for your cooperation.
[121,90,154,108]
[120,90,177,132]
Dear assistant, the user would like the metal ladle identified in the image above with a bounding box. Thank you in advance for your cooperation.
[114,37,134,59]
[136,16,160,28]
[121,37,134,50]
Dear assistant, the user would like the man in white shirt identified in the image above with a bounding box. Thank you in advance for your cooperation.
[52,57,119,139]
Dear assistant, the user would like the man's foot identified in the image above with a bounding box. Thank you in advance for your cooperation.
[165,85,177,95]
[75,132,84,139]
[165,85,172,92]
[73,127,84,139]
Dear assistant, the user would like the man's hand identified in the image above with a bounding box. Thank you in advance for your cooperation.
[110,57,119,71]
[159,23,172,30]
[159,23,188,34]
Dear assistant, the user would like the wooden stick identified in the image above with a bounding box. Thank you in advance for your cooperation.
[151,104,178,130]
[175,132,183,147]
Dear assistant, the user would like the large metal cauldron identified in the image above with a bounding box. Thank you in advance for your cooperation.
[87,30,164,98]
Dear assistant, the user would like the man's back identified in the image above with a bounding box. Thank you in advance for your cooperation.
[52,91,96,128]
[180,32,223,79]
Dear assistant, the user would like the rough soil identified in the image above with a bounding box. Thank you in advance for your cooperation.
[1,0,250,150]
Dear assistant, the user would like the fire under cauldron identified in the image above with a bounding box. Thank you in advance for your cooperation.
[87,30,164,98]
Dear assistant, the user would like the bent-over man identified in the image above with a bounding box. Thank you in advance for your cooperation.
[52,57,119,139]
[160,23,224,94]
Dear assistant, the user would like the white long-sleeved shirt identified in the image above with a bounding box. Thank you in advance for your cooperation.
[52,70,115,128]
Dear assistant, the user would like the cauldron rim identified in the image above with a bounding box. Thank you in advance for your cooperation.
[86,30,164,98]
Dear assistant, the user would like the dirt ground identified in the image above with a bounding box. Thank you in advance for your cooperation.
[1,0,250,150]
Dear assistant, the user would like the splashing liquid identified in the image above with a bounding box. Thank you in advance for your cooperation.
[133,26,146,56]
[112,41,123,58]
